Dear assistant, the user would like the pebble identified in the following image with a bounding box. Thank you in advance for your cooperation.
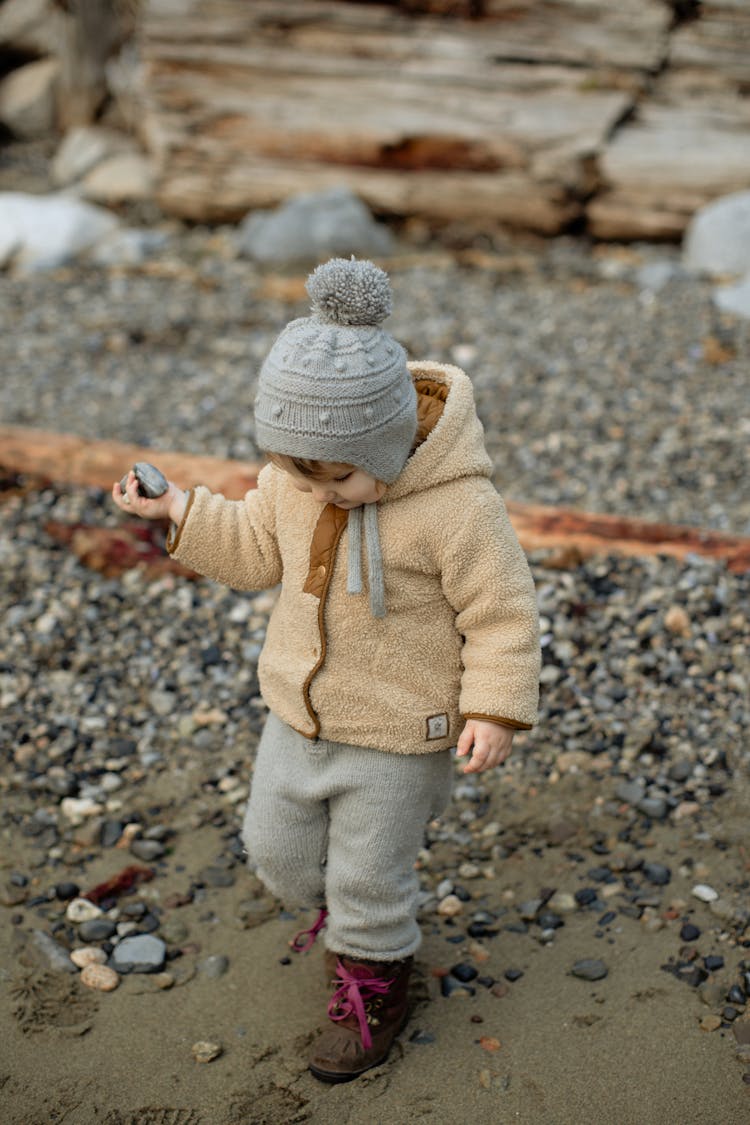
[65,897,103,923]
[692,884,719,903]
[437,895,464,918]
[642,863,671,886]
[571,959,608,982]
[80,963,120,992]
[78,918,117,942]
[31,929,76,973]
[198,954,230,979]
[191,1041,222,1063]
[70,946,108,968]
[109,934,166,974]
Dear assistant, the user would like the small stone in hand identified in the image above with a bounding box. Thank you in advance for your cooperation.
[120,462,168,498]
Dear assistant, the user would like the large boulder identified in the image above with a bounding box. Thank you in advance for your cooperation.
[0,192,120,272]
[236,186,395,265]
[682,190,750,278]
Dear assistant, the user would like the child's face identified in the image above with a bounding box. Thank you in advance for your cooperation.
[283,461,386,509]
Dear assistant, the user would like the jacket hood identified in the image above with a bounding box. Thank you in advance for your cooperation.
[385,362,493,502]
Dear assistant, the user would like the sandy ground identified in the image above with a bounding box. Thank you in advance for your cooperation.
[3,762,749,1125]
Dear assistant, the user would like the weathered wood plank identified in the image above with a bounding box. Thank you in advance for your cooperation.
[3,426,749,573]
[589,100,750,240]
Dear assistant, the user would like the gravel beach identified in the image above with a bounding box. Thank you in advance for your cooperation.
[1,217,749,1123]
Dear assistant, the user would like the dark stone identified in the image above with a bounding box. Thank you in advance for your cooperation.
[121,902,147,919]
[598,911,617,926]
[575,888,597,906]
[54,882,80,901]
[78,918,117,942]
[201,645,223,667]
[410,1030,436,1045]
[136,912,160,934]
[680,923,701,942]
[477,976,495,988]
[704,955,725,972]
[100,821,124,848]
[440,975,475,998]
[727,985,746,1005]
[467,921,498,939]
[643,863,671,886]
[453,886,472,902]
[450,963,478,983]
[537,912,564,930]
[10,873,29,887]
[279,956,291,965]
[587,867,612,883]
[571,959,608,981]
[445,934,464,944]
[722,1006,739,1021]
[504,968,524,982]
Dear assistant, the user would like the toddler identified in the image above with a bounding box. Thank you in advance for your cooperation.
[113,257,540,1082]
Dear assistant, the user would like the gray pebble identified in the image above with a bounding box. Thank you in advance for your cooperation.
[199,954,230,979]
[109,934,166,974]
[571,959,609,981]
[31,929,76,973]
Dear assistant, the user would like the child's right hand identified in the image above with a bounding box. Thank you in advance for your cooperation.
[112,470,187,525]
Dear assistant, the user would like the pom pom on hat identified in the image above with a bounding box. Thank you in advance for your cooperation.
[306,257,392,326]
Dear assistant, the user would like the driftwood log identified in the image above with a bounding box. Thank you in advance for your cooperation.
[133,0,663,234]
[2,426,748,575]
[129,0,750,239]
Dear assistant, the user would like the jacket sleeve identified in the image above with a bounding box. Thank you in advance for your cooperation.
[439,480,540,729]
[166,462,282,591]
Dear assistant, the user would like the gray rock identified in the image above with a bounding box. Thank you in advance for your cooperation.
[683,190,750,278]
[713,274,750,320]
[31,929,76,972]
[0,191,120,272]
[636,796,668,819]
[236,185,394,265]
[198,954,230,979]
[109,934,166,974]
[615,780,646,805]
[571,959,608,981]
[78,918,117,942]
[130,839,165,862]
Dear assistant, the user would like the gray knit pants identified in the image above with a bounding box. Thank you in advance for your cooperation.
[242,711,453,961]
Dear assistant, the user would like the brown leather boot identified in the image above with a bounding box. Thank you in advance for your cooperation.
[309,954,413,1083]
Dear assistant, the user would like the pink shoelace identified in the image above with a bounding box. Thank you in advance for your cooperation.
[327,959,392,1051]
[289,907,329,953]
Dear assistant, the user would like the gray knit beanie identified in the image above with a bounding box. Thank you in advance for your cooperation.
[254,258,417,483]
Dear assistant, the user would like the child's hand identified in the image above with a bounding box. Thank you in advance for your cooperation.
[112,471,187,525]
[456,719,514,774]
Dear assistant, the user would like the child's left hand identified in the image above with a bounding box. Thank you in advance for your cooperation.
[456,719,515,773]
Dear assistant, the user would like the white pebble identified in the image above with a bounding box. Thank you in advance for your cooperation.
[66,897,103,923]
[692,883,718,903]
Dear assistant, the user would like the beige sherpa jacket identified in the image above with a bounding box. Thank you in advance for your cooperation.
[167,362,540,754]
